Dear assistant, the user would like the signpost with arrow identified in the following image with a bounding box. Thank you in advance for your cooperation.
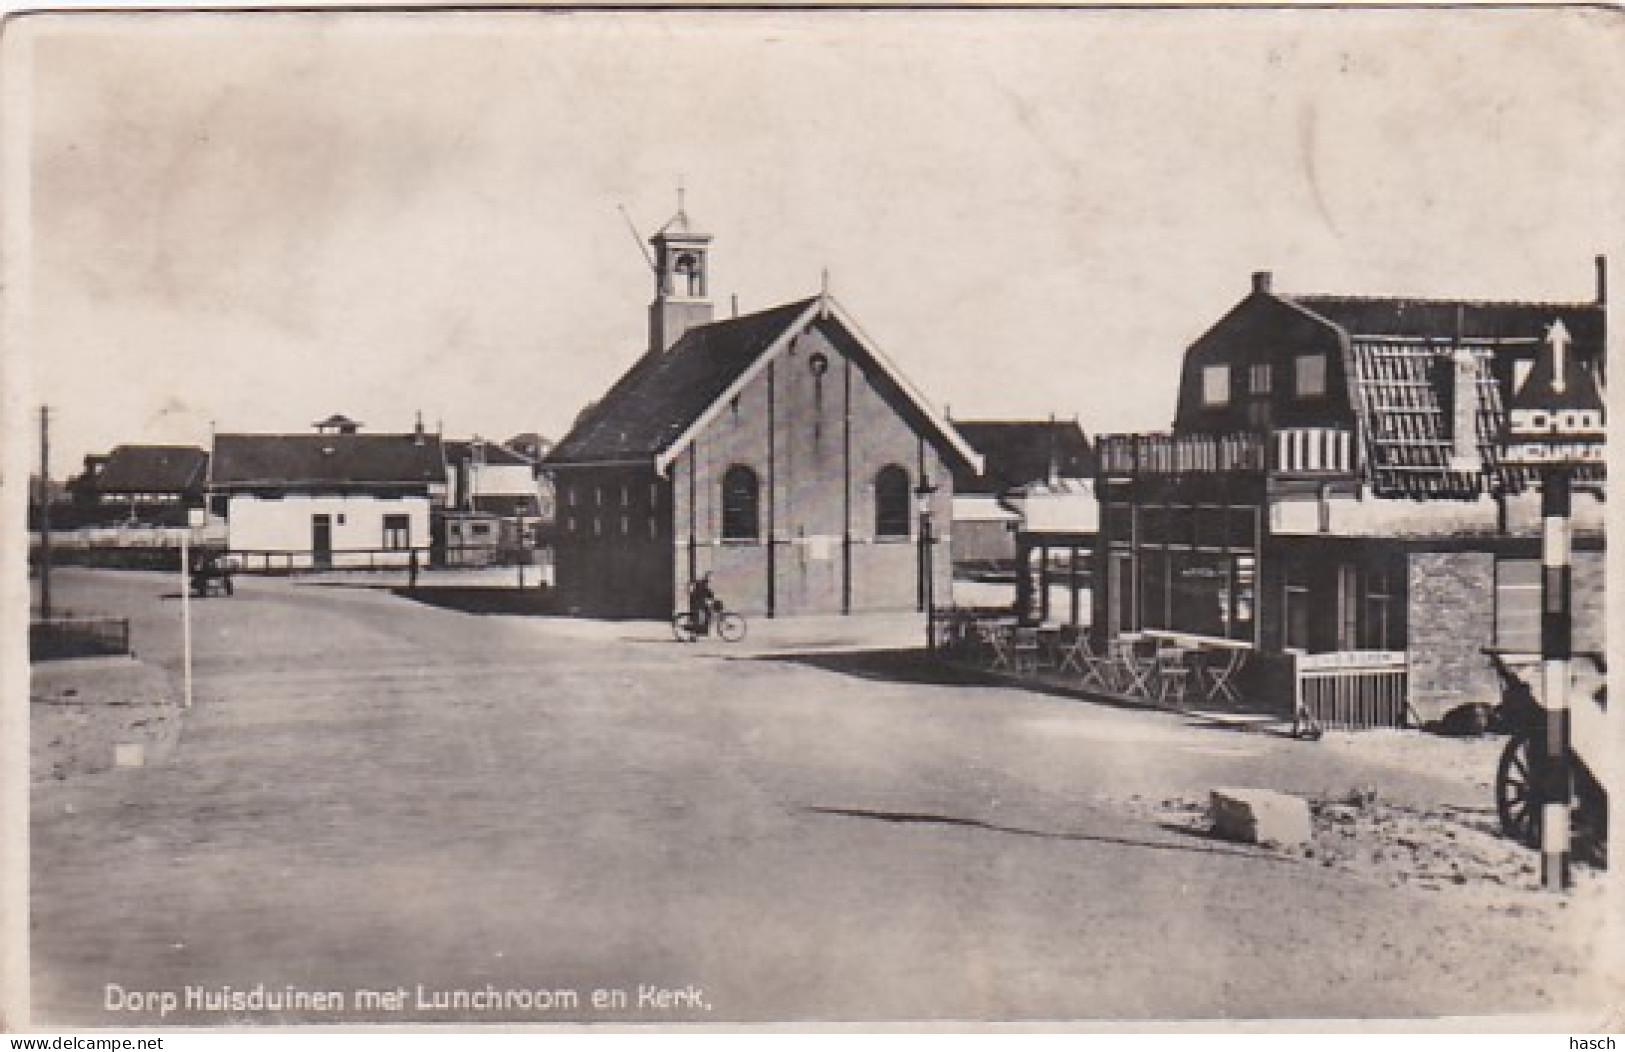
[1497,317,1606,891]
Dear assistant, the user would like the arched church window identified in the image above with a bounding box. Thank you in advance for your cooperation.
[722,465,760,541]
[875,465,911,538]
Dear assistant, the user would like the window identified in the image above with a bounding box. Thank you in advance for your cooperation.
[470,522,492,538]
[382,514,410,550]
[1495,558,1541,653]
[1363,562,1402,651]
[1295,353,1328,398]
[675,253,704,297]
[875,465,911,538]
[722,465,760,541]
[1249,363,1273,395]
[1202,364,1231,407]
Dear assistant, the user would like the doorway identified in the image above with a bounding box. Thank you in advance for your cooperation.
[312,514,333,570]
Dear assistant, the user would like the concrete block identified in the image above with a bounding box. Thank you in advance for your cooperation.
[1210,786,1312,848]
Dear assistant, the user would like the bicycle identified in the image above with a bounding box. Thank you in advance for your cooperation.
[672,605,747,643]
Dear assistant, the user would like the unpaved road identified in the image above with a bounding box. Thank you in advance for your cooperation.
[29,569,1615,1026]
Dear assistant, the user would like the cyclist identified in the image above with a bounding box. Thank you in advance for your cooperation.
[687,573,719,638]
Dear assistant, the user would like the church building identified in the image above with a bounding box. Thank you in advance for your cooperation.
[546,205,982,618]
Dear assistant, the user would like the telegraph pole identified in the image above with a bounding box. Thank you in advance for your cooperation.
[38,405,52,621]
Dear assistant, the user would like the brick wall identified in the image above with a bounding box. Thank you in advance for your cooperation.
[1407,551,1498,723]
[1407,548,1605,724]
[669,320,953,617]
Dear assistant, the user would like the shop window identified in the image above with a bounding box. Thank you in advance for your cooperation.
[1104,502,1134,549]
[875,465,911,538]
[722,465,760,541]
[1285,562,1311,651]
[1495,558,1541,653]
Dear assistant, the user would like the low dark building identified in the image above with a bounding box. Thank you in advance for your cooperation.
[950,419,1099,624]
[62,444,209,527]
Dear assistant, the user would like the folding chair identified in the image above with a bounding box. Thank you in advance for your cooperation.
[1110,635,1156,700]
[1012,626,1042,675]
[1152,641,1194,708]
[1058,628,1113,693]
[1200,646,1248,706]
[980,622,1013,671]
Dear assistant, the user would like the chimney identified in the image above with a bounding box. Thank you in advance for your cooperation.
[1252,271,1273,294]
[1596,255,1608,306]
[1449,346,1482,474]
[413,411,425,446]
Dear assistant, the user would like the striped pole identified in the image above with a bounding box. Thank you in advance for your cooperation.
[1539,468,1572,891]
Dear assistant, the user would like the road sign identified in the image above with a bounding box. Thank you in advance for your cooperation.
[1498,319,1605,468]
[1494,316,1605,892]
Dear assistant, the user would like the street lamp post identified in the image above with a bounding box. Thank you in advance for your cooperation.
[916,477,938,651]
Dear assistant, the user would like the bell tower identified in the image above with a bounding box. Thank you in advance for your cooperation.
[648,190,714,353]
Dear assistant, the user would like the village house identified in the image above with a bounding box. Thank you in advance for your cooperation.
[949,418,1098,625]
[1092,264,1607,726]
[30,444,215,568]
[66,444,210,526]
[209,415,445,572]
[439,437,549,567]
[545,205,982,618]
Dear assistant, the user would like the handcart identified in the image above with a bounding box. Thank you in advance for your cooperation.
[1484,649,1608,868]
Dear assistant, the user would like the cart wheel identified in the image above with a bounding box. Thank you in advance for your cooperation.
[716,612,747,643]
[671,612,697,643]
[1573,769,1609,869]
[1497,734,1540,848]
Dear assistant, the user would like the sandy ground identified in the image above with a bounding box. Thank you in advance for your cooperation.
[26,568,1619,1028]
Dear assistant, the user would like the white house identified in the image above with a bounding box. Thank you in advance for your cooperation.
[209,417,446,571]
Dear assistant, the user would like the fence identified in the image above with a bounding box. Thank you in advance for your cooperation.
[1096,429,1356,478]
[31,617,131,661]
[1293,650,1410,732]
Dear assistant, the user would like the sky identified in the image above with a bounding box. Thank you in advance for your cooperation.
[9,7,1622,475]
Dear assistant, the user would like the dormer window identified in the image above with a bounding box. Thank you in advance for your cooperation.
[1202,364,1231,407]
[1295,354,1327,398]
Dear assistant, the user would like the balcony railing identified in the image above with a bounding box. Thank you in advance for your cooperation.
[1097,429,1357,478]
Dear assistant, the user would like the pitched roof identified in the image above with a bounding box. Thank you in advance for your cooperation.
[504,433,552,460]
[548,298,818,464]
[444,439,534,467]
[1284,295,1605,351]
[471,494,543,517]
[1278,291,1606,498]
[211,433,446,488]
[951,420,1097,496]
[95,445,209,494]
[548,296,982,476]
